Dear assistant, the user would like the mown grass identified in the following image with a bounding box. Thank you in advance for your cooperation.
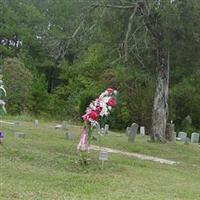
[0,119,200,200]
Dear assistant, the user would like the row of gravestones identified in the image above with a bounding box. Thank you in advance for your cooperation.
[177,132,200,144]
[126,123,200,144]
[12,120,111,141]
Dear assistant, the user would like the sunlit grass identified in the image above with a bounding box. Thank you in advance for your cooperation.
[0,118,199,200]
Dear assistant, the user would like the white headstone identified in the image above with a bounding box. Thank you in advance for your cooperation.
[178,132,187,141]
[191,132,199,143]
[34,120,39,127]
[104,124,109,134]
[140,126,145,136]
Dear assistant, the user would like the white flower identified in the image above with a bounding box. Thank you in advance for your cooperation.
[0,100,5,105]
[114,90,117,95]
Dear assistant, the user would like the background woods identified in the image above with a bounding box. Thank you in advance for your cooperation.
[0,0,200,135]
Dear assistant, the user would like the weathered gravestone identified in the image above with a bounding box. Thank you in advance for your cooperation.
[128,123,138,142]
[172,132,177,143]
[104,124,109,134]
[184,137,190,145]
[178,132,187,142]
[13,132,26,138]
[34,120,39,127]
[62,121,68,130]
[66,131,73,140]
[126,127,130,136]
[191,132,199,143]
[165,123,175,141]
[140,126,145,136]
[98,127,105,135]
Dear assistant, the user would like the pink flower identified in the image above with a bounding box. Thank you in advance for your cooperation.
[106,88,114,94]
[89,111,99,121]
[107,97,117,107]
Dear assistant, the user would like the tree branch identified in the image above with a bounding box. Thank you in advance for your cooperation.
[124,4,138,62]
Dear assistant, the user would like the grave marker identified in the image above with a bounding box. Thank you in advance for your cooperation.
[99,150,108,169]
[62,121,68,130]
[178,132,187,142]
[13,132,26,138]
[126,127,130,136]
[191,132,199,143]
[104,124,109,134]
[140,126,145,136]
[128,123,138,142]
[66,131,73,140]
[34,120,39,127]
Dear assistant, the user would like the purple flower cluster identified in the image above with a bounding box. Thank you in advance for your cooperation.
[0,131,4,138]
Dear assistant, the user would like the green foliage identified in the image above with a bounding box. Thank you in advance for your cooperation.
[3,58,32,114]
[171,70,200,130]
[1,0,200,131]
[29,73,50,117]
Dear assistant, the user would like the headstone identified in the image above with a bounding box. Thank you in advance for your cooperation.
[34,120,39,127]
[184,137,190,145]
[182,115,192,132]
[182,115,192,126]
[128,123,138,142]
[178,132,187,142]
[104,124,109,134]
[140,126,145,136]
[126,127,130,136]
[101,128,105,135]
[191,132,199,143]
[13,132,25,138]
[165,123,175,141]
[62,121,68,130]
[66,131,73,140]
[172,132,176,143]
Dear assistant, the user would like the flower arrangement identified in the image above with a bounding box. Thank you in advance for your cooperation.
[77,88,117,151]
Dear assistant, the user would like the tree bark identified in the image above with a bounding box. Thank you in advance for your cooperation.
[151,49,169,142]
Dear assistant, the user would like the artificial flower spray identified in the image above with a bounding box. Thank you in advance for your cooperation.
[77,88,118,152]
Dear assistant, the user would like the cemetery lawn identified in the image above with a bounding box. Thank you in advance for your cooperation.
[0,119,200,200]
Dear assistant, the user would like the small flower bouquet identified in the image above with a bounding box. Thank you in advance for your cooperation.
[77,88,118,151]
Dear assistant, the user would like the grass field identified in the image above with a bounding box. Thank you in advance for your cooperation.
[0,118,200,200]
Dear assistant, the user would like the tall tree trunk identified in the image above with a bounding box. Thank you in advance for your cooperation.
[151,49,169,142]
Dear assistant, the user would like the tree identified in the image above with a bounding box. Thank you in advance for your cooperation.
[3,58,32,114]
